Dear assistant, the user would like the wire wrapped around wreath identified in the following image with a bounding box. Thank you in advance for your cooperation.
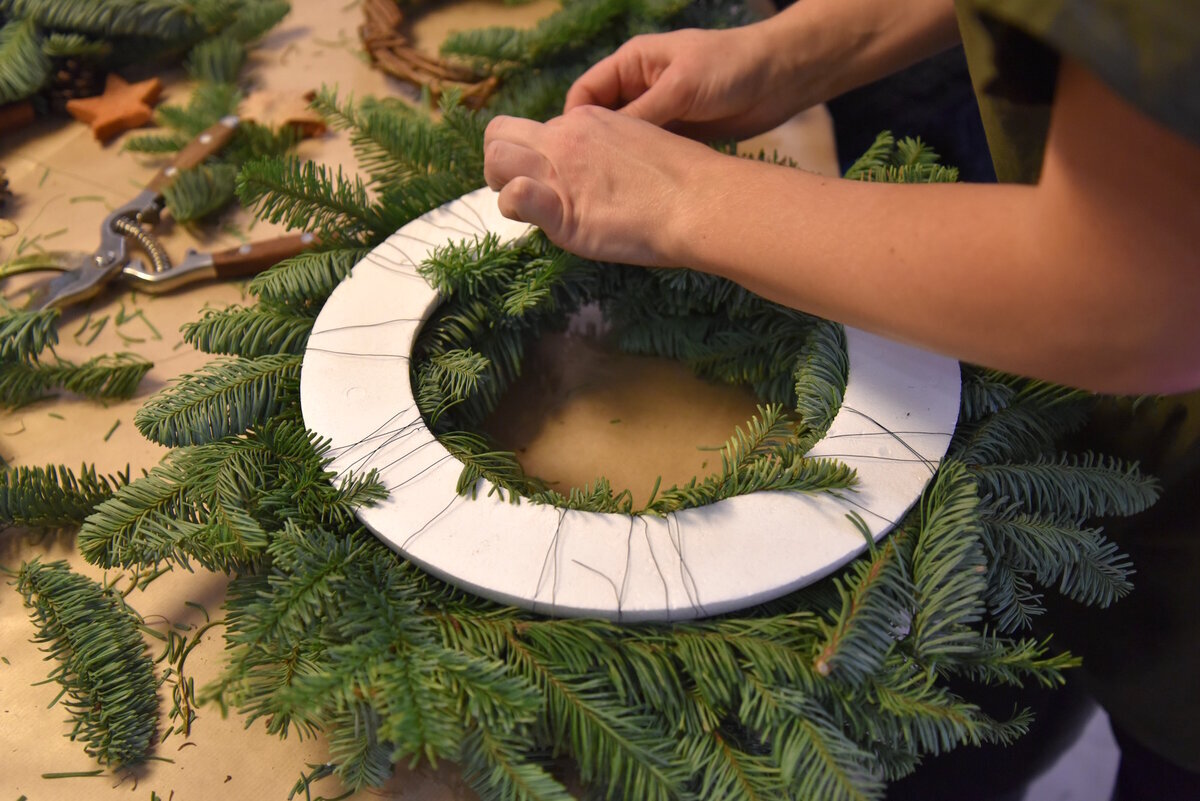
[2,1,1171,797]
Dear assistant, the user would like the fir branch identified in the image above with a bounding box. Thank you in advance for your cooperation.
[420,232,534,298]
[844,132,958,184]
[219,525,382,673]
[677,615,825,699]
[440,647,543,735]
[325,703,393,790]
[971,453,1160,521]
[40,30,111,58]
[439,430,543,500]
[221,118,299,164]
[0,16,49,104]
[15,559,158,768]
[503,630,686,801]
[272,442,386,529]
[908,461,987,663]
[441,0,629,70]
[461,724,574,801]
[366,649,465,767]
[152,81,241,137]
[792,320,848,444]
[676,731,786,801]
[863,162,959,184]
[531,477,635,514]
[257,542,476,775]
[980,558,1044,633]
[310,87,481,189]
[133,353,301,447]
[951,634,1080,689]
[768,693,884,801]
[246,247,369,307]
[867,662,1029,754]
[1055,537,1134,607]
[223,0,290,43]
[79,419,374,569]
[644,405,856,515]
[0,352,151,408]
[6,0,203,41]
[121,130,189,153]
[485,63,588,120]
[181,301,316,357]
[501,252,574,318]
[812,530,913,684]
[953,381,1092,465]
[184,32,244,83]
[372,168,486,236]
[161,162,238,223]
[959,367,1017,422]
[236,156,383,245]
[669,313,816,398]
[77,453,200,568]
[0,303,59,363]
[843,131,896,181]
[425,347,491,405]
[208,634,329,739]
[980,513,1134,607]
[1,463,129,529]
[166,81,238,130]
[719,404,793,479]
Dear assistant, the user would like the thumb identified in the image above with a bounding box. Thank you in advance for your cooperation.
[497,177,565,239]
[619,76,687,127]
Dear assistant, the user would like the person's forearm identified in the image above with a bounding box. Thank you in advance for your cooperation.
[667,61,1200,394]
[758,0,960,107]
[672,162,1191,394]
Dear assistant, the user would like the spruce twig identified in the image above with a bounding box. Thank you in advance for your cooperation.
[15,560,158,768]
[1,463,129,529]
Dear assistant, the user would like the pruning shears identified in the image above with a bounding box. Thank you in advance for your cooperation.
[6,116,315,311]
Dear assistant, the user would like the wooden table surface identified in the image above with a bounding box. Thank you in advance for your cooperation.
[0,2,837,798]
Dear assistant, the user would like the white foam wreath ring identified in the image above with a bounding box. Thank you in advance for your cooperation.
[301,187,962,621]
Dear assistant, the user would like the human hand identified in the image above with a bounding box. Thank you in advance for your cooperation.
[483,105,726,266]
[565,26,808,141]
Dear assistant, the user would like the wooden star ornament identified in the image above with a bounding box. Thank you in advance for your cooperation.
[240,89,327,139]
[66,74,163,144]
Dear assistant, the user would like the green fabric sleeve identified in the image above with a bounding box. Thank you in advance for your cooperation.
[954,0,1200,772]
[954,0,1200,182]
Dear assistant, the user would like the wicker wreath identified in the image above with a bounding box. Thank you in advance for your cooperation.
[359,0,499,107]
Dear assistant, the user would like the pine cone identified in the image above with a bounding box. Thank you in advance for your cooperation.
[43,58,107,113]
